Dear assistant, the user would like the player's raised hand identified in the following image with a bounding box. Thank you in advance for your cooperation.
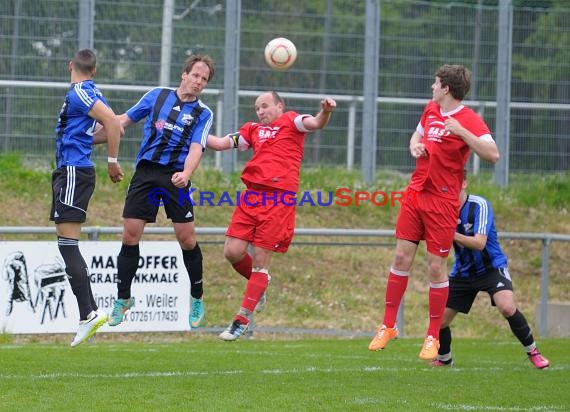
[321,97,336,113]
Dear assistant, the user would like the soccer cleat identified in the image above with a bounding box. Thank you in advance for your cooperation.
[70,309,108,347]
[189,297,205,329]
[108,297,135,326]
[218,319,248,342]
[254,293,267,313]
[368,324,399,351]
[419,335,440,360]
[528,348,550,369]
[431,359,454,367]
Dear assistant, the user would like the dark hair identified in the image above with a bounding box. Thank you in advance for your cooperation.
[270,91,285,106]
[182,54,215,81]
[435,64,471,100]
[72,49,97,75]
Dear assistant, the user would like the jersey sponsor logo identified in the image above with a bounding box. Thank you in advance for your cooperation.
[426,124,450,143]
[181,113,194,126]
[258,127,280,142]
[173,105,181,111]
[154,119,185,133]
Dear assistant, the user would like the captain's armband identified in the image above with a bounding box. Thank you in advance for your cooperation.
[229,132,240,149]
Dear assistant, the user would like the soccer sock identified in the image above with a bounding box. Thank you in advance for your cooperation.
[232,253,252,279]
[87,284,97,312]
[506,309,535,349]
[117,243,140,300]
[58,236,93,320]
[183,243,203,299]
[236,269,270,325]
[438,326,452,357]
[426,280,449,338]
[382,268,409,328]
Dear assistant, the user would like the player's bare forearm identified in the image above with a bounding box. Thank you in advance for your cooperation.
[207,134,234,151]
[303,97,337,131]
[444,118,499,164]
[171,142,203,188]
[409,131,426,158]
[454,232,487,251]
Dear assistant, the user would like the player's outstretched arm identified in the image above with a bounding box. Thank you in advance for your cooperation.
[302,97,336,131]
[207,133,242,151]
[93,113,132,145]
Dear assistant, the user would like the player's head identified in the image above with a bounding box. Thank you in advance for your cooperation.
[254,91,285,124]
[434,64,471,101]
[182,54,215,82]
[70,49,97,77]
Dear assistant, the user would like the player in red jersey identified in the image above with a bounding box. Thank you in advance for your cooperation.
[208,91,336,341]
[368,64,500,360]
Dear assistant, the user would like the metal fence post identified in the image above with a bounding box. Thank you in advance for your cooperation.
[494,0,513,187]
[539,238,551,337]
[347,100,356,171]
[361,0,380,184]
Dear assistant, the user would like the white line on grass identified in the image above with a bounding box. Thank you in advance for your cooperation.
[0,365,444,380]
[1,363,563,381]
[434,403,567,411]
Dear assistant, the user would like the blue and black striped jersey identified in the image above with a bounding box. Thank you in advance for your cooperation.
[127,87,213,171]
[450,194,508,277]
[54,80,107,168]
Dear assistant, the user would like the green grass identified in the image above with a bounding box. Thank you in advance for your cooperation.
[0,337,568,411]
[1,152,569,336]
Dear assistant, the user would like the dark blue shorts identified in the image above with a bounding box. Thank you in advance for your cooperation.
[447,268,513,314]
[122,160,195,223]
[50,166,95,224]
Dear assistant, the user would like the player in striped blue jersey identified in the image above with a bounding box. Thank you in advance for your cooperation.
[433,173,550,369]
[50,49,124,347]
[101,55,215,330]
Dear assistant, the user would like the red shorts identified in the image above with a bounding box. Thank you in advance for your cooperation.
[395,189,459,257]
[226,190,296,253]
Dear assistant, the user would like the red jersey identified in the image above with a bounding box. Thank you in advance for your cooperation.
[238,111,309,192]
[408,101,492,200]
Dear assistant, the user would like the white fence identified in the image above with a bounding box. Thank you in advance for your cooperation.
[2,80,570,177]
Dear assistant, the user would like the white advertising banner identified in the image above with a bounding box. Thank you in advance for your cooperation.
[0,241,190,334]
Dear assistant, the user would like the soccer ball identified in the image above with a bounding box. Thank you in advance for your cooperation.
[264,37,297,71]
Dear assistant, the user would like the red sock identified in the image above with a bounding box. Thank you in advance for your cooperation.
[382,269,409,328]
[232,254,252,279]
[235,270,269,325]
[427,280,449,338]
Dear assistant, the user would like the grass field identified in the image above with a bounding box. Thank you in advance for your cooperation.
[1,154,569,411]
[0,335,568,411]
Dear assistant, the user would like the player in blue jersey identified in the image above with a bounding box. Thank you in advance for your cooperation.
[50,49,124,347]
[104,55,215,330]
[432,173,550,369]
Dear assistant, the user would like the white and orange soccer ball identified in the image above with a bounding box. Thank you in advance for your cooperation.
[264,37,297,71]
